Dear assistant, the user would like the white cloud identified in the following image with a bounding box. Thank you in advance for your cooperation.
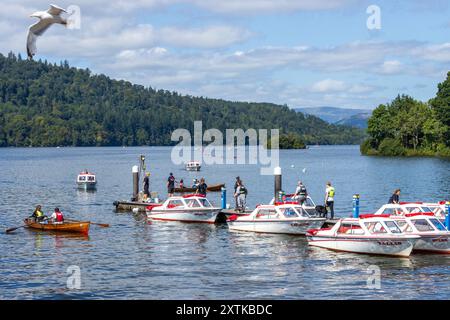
[159,26,252,48]
[380,60,402,74]
[310,79,346,92]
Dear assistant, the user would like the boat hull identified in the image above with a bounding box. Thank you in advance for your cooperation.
[147,209,221,224]
[307,235,416,257]
[77,182,97,190]
[413,234,450,254]
[24,218,90,235]
[186,166,201,171]
[229,219,325,235]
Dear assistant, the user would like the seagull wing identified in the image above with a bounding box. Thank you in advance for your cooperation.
[29,19,53,36]
[27,20,53,59]
[48,4,67,16]
[26,31,38,59]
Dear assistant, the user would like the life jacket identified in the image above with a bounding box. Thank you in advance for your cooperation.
[327,187,335,197]
[299,185,307,196]
[239,186,248,195]
[35,210,44,217]
[55,211,64,222]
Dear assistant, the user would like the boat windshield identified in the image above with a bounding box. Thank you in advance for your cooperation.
[78,176,86,181]
[337,223,365,235]
[303,198,315,207]
[167,199,185,208]
[429,218,447,231]
[380,207,404,215]
[407,206,426,213]
[384,221,402,234]
[186,199,201,208]
[256,208,279,219]
[197,198,212,208]
[279,207,299,218]
[411,219,435,232]
[396,220,413,233]
[365,221,388,234]
[294,206,310,217]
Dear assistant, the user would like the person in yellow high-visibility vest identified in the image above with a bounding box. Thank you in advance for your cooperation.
[325,182,335,219]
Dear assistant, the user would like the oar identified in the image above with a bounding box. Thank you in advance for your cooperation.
[66,219,109,228]
[5,225,26,233]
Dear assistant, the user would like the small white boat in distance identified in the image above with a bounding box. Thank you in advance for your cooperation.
[390,213,450,254]
[146,194,220,223]
[185,161,201,171]
[306,215,420,257]
[77,170,97,190]
[227,203,326,235]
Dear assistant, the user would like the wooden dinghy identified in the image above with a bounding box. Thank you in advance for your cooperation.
[24,218,90,235]
[173,183,225,193]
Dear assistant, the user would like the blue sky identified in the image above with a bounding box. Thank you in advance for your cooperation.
[1,0,449,109]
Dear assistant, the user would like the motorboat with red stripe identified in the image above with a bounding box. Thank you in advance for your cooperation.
[146,194,221,223]
[386,213,450,254]
[227,203,326,235]
[306,215,420,257]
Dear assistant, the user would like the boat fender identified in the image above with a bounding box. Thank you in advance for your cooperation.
[228,214,238,221]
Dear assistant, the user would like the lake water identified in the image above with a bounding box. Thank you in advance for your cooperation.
[0,146,449,299]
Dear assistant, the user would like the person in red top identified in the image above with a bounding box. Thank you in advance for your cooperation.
[50,207,64,224]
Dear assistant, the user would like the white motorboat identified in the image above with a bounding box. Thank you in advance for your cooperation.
[146,194,220,224]
[306,215,420,257]
[227,203,326,235]
[374,202,446,219]
[269,194,326,216]
[185,161,201,171]
[76,171,97,190]
[389,213,450,254]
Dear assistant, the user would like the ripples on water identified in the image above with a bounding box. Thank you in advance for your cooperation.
[0,146,449,299]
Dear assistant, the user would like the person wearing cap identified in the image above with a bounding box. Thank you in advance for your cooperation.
[167,172,176,197]
[143,172,150,200]
[50,207,64,224]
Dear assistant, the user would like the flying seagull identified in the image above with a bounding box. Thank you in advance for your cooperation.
[27,4,67,60]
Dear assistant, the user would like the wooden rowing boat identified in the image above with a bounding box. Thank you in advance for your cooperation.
[173,183,225,193]
[24,218,90,235]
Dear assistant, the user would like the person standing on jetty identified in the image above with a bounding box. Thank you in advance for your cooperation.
[293,181,308,205]
[143,172,150,200]
[388,189,401,204]
[167,173,176,197]
[196,178,208,196]
[325,182,335,219]
[235,180,248,212]
[234,176,242,210]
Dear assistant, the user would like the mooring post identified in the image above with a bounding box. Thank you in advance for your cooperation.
[274,166,282,202]
[132,165,139,201]
[352,194,360,218]
[221,187,227,209]
[446,201,450,230]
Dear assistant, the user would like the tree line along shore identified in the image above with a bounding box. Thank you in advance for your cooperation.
[361,71,450,157]
[0,52,364,149]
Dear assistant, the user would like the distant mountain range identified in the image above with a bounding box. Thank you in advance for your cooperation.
[295,106,372,129]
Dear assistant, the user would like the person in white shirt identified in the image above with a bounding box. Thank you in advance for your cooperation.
[325,182,335,219]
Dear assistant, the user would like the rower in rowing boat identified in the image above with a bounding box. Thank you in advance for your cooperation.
[31,205,47,222]
[50,207,65,224]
